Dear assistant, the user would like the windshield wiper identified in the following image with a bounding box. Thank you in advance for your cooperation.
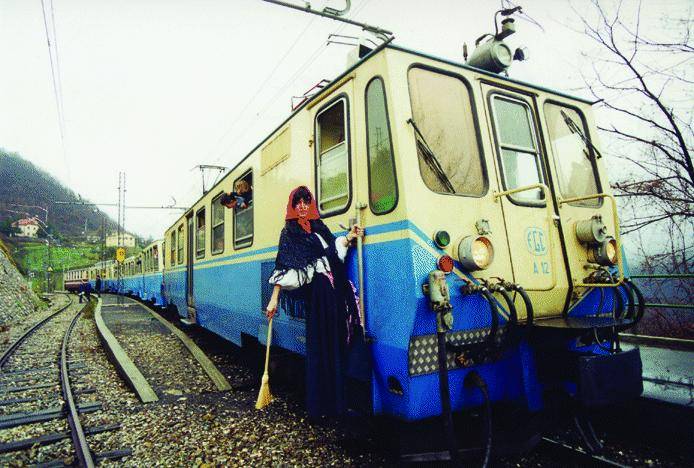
[560,110,603,160]
[407,118,456,193]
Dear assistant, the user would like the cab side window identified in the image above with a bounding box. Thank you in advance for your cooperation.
[365,77,398,214]
[177,225,184,264]
[196,208,206,259]
[169,232,176,266]
[211,193,225,254]
[315,98,351,214]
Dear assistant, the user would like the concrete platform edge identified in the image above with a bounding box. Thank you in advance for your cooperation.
[94,298,159,403]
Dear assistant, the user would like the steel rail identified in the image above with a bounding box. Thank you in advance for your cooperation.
[61,303,95,468]
[0,295,73,368]
[539,437,631,467]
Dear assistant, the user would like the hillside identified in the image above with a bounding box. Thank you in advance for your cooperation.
[0,149,119,239]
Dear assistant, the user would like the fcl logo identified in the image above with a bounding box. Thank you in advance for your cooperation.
[525,227,547,256]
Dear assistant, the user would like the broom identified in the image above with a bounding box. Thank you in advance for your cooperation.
[255,317,274,409]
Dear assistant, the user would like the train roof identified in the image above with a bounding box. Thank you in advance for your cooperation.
[167,41,594,230]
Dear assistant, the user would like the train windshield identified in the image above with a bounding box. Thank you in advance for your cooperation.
[544,103,601,205]
[408,67,485,196]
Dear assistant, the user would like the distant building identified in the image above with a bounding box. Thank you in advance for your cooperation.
[86,234,101,243]
[12,218,40,238]
[105,232,136,247]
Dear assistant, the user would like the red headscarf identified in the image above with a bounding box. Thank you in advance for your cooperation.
[285,186,320,233]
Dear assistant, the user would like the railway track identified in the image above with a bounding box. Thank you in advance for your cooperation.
[538,437,632,467]
[0,296,130,465]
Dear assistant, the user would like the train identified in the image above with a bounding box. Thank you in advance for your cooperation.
[64,10,645,460]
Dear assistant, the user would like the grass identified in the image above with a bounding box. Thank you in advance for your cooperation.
[82,298,96,319]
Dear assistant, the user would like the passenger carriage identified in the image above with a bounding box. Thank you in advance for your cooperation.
[139,240,166,305]
[161,37,642,437]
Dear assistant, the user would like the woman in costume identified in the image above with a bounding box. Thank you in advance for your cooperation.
[266,186,363,418]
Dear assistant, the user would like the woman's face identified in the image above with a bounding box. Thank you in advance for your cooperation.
[295,198,310,219]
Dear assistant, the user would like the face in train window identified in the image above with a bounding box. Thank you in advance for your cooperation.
[408,67,486,196]
[544,103,600,205]
[366,77,398,214]
[315,98,350,214]
[491,96,545,203]
[233,172,253,249]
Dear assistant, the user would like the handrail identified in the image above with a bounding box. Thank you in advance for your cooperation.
[558,192,623,288]
[494,183,557,290]
[629,274,693,279]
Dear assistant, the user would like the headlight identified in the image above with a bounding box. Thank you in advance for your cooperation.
[575,214,608,244]
[458,236,495,270]
[587,237,618,266]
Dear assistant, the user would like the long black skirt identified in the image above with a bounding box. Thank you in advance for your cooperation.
[305,272,346,419]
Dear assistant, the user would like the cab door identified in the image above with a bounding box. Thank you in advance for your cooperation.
[185,213,195,316]
[309,78,357,229]
[481,83,570,318]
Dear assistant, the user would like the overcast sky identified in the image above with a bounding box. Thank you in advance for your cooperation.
[0,0,689,244]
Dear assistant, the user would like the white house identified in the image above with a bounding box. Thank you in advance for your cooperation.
[105,232,136,248]
[12,218,40,238]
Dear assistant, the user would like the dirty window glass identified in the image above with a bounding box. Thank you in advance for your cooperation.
[544,103,600,206]
[492,96,544,202]
[408,67,485,196]
[196,209,205,259]
[211,194,225,254]
[366,78,397,213]
[177,225,184,264]
[316,99,350,213]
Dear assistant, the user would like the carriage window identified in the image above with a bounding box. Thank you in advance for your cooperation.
[366,78,398,214]
[211,193,225,254]
[170,232,176,266]
[316,98,350,214]
[153,245,159,271]
[196,209,206,259]
[177,225,184,264]
[233,172,253,249]
[408,68,485,196]
[491,96,544,203]
[544,103,600,206]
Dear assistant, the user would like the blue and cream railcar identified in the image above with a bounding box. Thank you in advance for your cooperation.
[138,240,166,305]
[119,255,142,296]
[63,268,87,293]
[162,41,642,429]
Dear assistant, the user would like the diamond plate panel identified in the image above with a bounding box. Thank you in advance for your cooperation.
[408,326,508,376]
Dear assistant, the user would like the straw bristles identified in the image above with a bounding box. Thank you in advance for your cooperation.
[255,373,273,409]
[256,317,274,409]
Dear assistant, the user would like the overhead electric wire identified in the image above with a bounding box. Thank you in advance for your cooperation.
[213,0,372,163]
[39,0,71,183]
[205,15,318,164]
[177,0,372,211]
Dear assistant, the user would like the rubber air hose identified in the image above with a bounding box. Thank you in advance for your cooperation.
[495,287,518,326]
[494,286,518,347]
[621,281,636,321]
[624,279,646,326]
[514,285,534,326]
[481,290,500,352]
[465,371,492,468]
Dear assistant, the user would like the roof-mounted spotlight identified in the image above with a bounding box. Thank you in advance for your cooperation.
[465,4,526,74]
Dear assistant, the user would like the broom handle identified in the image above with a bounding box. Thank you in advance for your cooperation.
[263,318,273,373]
